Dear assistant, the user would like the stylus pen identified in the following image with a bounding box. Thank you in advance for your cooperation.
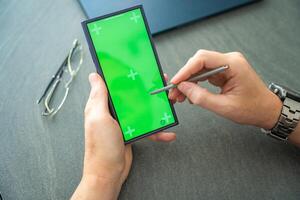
[150,65,229,95]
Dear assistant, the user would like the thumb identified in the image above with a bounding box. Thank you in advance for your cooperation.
[86,73,109,113]
[177,81,228,114]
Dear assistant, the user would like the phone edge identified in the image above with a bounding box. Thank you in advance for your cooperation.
[81,5,179,144]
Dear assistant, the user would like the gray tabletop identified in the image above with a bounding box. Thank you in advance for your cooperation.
[1,0,300,199]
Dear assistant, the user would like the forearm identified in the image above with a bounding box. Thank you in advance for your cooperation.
[71,175,122,200]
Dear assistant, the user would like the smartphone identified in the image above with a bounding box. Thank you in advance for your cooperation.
[82,5,178,144]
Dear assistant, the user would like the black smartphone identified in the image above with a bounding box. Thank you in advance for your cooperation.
[82,5,178,143]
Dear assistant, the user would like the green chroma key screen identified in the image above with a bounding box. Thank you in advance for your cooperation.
[84,6,178,143]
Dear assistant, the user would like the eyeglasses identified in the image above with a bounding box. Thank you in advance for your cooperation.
[37,39,83,116]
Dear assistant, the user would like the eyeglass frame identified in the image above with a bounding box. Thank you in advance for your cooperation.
[37,39,83,116]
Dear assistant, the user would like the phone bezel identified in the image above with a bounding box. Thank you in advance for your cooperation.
[81,5,178,144]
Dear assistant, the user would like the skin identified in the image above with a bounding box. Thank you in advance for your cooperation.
[71,73,176,200]
[168,50,300,144]
[71,50,300,199]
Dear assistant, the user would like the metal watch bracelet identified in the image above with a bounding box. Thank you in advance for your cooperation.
[267,96,300,141]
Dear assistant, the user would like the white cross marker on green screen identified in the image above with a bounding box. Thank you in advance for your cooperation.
[91,23,102,35]
[127,69,138,80]
[125,126,135,137]
[130,12,140,23]
[162,112,171,123]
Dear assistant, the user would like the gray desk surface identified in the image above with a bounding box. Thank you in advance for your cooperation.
[0,0,300,199]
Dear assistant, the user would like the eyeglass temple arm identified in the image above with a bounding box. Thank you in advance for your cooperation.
[42,78,61,115]
[37,56,68,104]
[43,76,64,114]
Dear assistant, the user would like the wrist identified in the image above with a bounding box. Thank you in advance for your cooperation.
[71,175,122,200]
[82,173,123,193]
[258,90,283,130]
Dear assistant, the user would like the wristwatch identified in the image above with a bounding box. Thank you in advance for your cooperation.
[262,83,300,141]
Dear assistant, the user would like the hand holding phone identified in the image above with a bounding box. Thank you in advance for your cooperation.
[71,73,176,200]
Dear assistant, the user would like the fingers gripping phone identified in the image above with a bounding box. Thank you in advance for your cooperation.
[82,5,178,144]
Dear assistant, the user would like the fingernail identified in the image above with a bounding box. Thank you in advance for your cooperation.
[170,77,176,84]
[89,73,98,87]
